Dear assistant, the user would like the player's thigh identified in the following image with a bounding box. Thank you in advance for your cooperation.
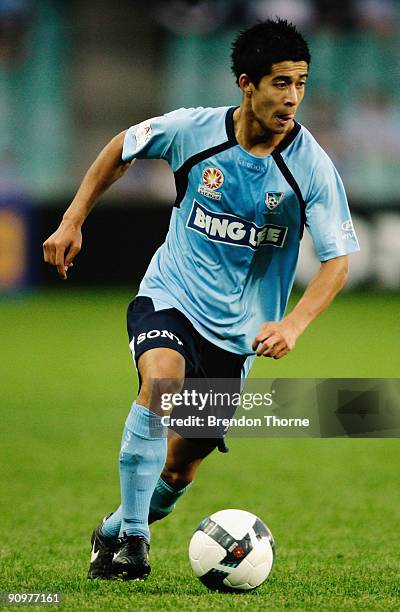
[161,431,217,489]
[137,348,185,413]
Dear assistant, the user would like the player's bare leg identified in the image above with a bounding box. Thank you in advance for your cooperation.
[149,432,217,523]
[136,348,185,414]
[163,432,217,488]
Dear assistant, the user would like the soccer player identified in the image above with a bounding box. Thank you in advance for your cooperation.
[43,19,359,580]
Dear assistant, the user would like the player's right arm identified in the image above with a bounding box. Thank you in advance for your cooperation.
[43,130,132,280]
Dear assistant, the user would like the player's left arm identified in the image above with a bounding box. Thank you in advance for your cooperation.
[252,255,348,359]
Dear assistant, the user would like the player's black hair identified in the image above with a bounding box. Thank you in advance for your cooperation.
[231,18,311,87]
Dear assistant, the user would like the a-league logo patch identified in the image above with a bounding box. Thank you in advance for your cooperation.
[198,167,225,201]
[202,167,224,190]
[265,192,284,210]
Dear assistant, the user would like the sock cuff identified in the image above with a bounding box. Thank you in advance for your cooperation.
[156,477,192,495]
[125,403,167,439]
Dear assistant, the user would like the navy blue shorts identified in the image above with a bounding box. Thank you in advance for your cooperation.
[126,296,247,451]
[127,296,246,379]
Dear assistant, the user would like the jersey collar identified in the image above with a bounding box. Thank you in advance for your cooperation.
[225,106,301,153]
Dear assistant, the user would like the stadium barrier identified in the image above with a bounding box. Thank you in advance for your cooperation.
[0,197,34,294]
[36,204,400,289]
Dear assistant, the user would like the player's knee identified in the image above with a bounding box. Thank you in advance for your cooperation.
[138,377,184,411]
[138,349,185,410]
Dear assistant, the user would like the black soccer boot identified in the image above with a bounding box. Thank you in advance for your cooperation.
[111,533,151,580]
[87,515,119,579]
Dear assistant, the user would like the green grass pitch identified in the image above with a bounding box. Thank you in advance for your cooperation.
[1,290,399,610]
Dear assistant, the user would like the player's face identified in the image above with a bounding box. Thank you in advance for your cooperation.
[249,61,308,134]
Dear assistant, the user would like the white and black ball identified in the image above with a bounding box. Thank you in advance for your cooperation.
[188,509,275,591]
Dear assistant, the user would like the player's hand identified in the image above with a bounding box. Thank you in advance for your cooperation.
[252,319,300,359]
[43,218,82,280]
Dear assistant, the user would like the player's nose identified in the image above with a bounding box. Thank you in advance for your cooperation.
[284,84,298,106]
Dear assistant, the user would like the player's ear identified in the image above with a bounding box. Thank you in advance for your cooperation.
[238,74,253,97]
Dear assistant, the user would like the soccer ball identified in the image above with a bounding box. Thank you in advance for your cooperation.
[188,509,275,591]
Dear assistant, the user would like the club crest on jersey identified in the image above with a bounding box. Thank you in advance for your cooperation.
[265,192,284,210]
[198,167,224,201]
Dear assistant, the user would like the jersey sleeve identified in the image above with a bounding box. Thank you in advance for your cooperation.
[305,153,360,261]
[122,108,193,171]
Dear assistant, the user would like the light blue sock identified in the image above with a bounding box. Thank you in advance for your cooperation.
[118,403,167,542]
[101,477,192,536]
[149,477,192,523]
[101,509,122,538]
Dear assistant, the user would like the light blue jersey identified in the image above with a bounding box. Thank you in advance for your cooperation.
[122,106,359,355]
